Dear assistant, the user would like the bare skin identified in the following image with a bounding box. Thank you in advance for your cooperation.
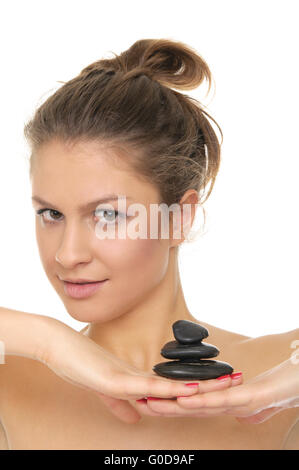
[0,325,298,449]
[0,138,298,449]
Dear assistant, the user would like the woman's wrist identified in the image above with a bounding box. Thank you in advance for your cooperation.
[0,306,59,364]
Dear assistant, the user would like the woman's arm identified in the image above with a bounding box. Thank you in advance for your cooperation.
[0,306,55,444]
[0,306,55,363]
[0,306,203,424]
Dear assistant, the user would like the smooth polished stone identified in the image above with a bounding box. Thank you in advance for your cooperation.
[161,340,219,360]
[172,320,209,344]
[153,359,234,380]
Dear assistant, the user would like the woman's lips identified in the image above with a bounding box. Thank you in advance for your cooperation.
[63,280,107,299]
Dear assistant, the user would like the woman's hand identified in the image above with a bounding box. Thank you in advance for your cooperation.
[38,317,209,424]
[135,358,299,424]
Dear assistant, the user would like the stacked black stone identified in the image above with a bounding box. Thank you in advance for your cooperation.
[153,320,234,380]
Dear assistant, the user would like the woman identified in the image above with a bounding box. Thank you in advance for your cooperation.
[0,38,298,450]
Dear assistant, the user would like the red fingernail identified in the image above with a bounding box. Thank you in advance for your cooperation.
[216,374,230,380]
[231,372,242,379]
[185,383,199,387]
[136,398,147,403]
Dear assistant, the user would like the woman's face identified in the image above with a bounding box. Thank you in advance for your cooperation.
[31,138,172,323]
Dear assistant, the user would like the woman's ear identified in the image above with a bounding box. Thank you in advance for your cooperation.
[169,190,199,248]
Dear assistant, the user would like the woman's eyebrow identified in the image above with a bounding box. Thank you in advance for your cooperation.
[31,194,131,210]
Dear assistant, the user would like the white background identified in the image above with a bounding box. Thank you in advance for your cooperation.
[0,0,298,338]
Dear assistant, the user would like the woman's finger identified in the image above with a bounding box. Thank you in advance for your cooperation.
[111,371,243,401]
[138,376,243,403]
[107,372,200,399]
[195,373,243,394]
[177,383,252,409]
[133,374,244,417]
[93,392,142,424]
[136,398,230,417]
[134,399,163,417]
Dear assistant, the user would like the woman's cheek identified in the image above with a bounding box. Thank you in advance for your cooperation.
[101,237,168,284]
[35,228,56,272]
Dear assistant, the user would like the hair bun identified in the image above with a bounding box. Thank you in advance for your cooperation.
[79,38,213,93]
[124,39,212,92]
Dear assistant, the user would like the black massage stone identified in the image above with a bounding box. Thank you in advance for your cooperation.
[173,319,209,344]
[153,360,234,380]
[161,340,219,360]
[153,319,234,380]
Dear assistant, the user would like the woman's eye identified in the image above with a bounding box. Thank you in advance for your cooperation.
[35,208,124,225]
[95,209,122,224]
[36,208,63,224]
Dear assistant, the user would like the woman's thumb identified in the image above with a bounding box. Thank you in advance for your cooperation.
[235,406,284,424]
[93,391,142,424]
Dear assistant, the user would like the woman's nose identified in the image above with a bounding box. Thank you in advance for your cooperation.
[55,222,93,267]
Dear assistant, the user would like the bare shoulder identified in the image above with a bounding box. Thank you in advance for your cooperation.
[189,317,252,349]
[238,328,299,437]
[237,327,299,370]
[0,354,52,419]
[0,354,65,450]
[0,356,32,450]
[0,353,58,448]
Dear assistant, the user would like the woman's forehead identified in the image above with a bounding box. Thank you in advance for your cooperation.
[31,140,160,205]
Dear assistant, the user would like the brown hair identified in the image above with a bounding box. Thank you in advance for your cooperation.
[24,38,223,238]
